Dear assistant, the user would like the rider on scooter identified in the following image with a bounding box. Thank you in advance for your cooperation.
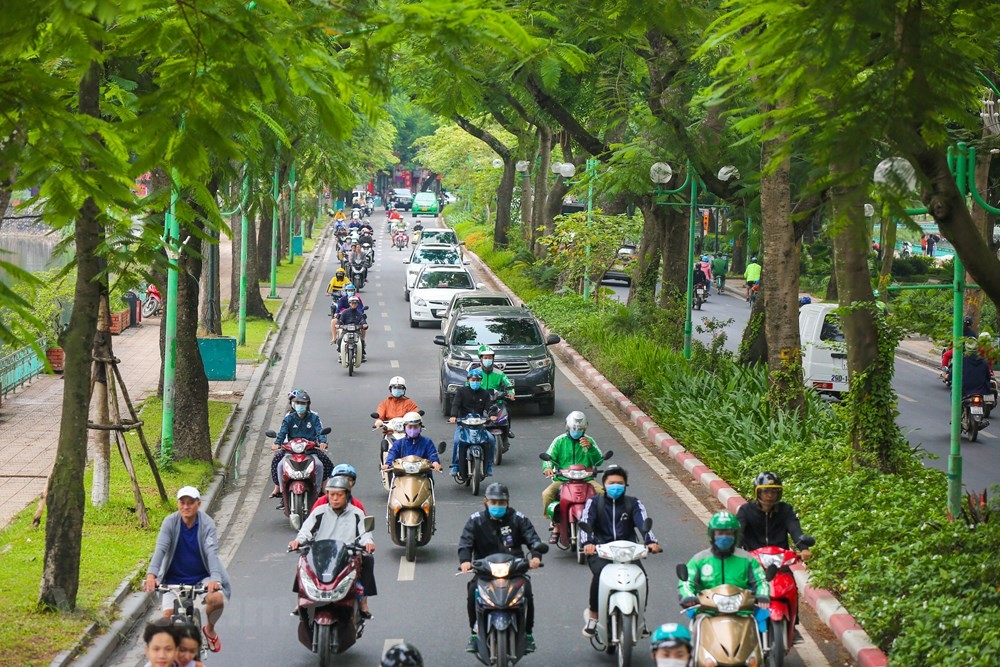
[373,377,420,428]
[736,472,813,560]
[448,368,497,477]
[541,411,604,544]
[678,511,769,610]
[270,390,332,508]
[579,465,661,637]
[477,345,516,438]
[335,296,368,363]
[381,412,443,475]
[332,284,366,346]
[312,464,365,512]
[458,483,545,654]
[649,623,693,667]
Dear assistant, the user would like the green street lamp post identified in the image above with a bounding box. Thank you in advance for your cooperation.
[269,148,280,299]
[583,158,598,299]
[288,161,296,264]
[237,174,250,346]
[160,169,181,463]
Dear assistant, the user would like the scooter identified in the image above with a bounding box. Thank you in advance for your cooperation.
[961,393,990,442]
[467,546,549,667]
[453,414,493,496]
[538,450,614,564]
[579,518,653,667]
[750,535,815,667]
[385,445,446,563]
[289,518,375,667]
[393,230,409,250]
[360,240,375,267]
[485,389,511,466]
[265,426,332,530]
[373,415,406,491]
[694,284,707,310]
[677,564,766,667]
[339,324,364,376]
[142,284,162,318]
[350,259,367,290]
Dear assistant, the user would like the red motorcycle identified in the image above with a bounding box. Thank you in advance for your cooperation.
[265,427,332,530]
[142,283,162,318]
[750,535,815,667]
[538,450,613,564]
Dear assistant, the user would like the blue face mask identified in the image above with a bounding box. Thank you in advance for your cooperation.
[294,404,307,416]
[605,483,626,499]
[713,535,735,551]
[482,358,494,369]
[488,505,506,519]
[469,381,482,391]
[391,388,404,398]
[569,429,584,440]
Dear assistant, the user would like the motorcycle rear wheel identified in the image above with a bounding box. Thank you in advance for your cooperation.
[768,619,787,667]
[141,298,159,318]
[317,623,334,667]
[616,612,634,667]
[961,408,979,441]
[404,526,417,563]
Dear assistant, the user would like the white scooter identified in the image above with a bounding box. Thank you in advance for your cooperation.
[580,518,652,667]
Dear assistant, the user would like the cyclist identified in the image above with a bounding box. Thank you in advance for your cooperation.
[700,255,713,293]
[477,345,516,438]
[710,254,729,293]
[744,256,762,302]
[736,472,812,560]
[540,411,604,543]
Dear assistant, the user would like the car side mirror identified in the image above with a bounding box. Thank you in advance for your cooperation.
[433,335,446,346]
[545,334,561,346]
[320,427,332,435]
[370,412,379,419]
[535,543,549,555]
[265,430,277,438]
[463,260,471,265]
[437,441,447,454]
[402,260,410,264]
[418,409,425,416]
[676,564,689,582]
[459,241,466,245]
[363,516,375,534]
[538,452,552,462]
[476,283,485,289]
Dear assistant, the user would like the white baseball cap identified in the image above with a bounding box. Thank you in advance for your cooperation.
[176,486,201,500]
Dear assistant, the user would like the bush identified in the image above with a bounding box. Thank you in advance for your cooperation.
[890,255,935,280]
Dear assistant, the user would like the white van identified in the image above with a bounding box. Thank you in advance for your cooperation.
[799,303,849,397]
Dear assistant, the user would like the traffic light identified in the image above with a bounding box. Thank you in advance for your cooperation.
[702,210,710,235]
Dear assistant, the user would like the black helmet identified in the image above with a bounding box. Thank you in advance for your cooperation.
[381,642,423,667]
[484,483,509,501]
[291,389,311,405]
[753,471,783,501]
[602,465,628,484]
[964,316,974,327]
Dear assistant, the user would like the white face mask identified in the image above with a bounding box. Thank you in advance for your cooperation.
[656,659,688,667]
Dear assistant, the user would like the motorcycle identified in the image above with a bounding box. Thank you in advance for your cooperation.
[961,393,990,442]
[373,415,406,491]
[987,374,999,418]
[350,259,367,290]
[412,225,424,244]
[339,324,364,376]
[899,240,913,258]
[578,519,653,667]
[360,241,375,267]
[538,450,614,564]
[485,389,511,466]
[385,446,446,563]
[265,426,332,530]
[142,283,162,318]
[694,285,707,310]
[677,564,766,667]
[466,546,549,667]
[750,535,814,667]
[290,519,375,667]
[393,230,409,250]
[453,414,493,495]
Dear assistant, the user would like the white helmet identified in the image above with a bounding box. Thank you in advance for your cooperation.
[402,411,422,426]
[389,376,406,390]
[565,410,588,434]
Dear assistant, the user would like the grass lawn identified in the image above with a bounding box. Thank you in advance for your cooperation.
[0,398,233,666]
[220,315,277,362]
[259,259,299,287]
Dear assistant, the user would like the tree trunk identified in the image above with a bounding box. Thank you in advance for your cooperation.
[531,128,553,256]
[760,134,805,413]
[877,211,896,290]
[229,202,272,319]
[258,196,274,279]
[494,158,516,248]
[629,199,665,305]
[89,293,112,506]
[659,206,689,306]
[39,60,103,613]
[825,247,839,301]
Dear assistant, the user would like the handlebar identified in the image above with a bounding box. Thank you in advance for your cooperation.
[155,583,209,595]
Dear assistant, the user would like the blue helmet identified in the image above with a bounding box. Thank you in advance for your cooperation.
[799,296,812,306]
[333,463,357,481]
[467,368,484,380]
[344,283,356,292]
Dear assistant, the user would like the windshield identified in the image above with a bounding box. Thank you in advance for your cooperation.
[418,271,473,289]
[452,316,543,346]
[423,230,458,245]
[455,296,510,309]
[412,248,461,265]
[820,315,845,342]
[307,539,351,584]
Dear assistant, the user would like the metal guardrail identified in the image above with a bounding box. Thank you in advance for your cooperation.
[0,337,46,397]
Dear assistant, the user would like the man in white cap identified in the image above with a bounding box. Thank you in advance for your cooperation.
[144,486,231,653]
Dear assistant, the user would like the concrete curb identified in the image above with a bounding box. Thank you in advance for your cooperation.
[459,237,889,667]
[61,224,334,667]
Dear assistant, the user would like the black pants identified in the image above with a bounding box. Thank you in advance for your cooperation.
[588,555,646,612]
[467,576,533,634]
[361,553,377,596]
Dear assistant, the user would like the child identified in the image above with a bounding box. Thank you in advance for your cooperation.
[649,622,692,667]
[175,623,205,667]
[142,620,179,667]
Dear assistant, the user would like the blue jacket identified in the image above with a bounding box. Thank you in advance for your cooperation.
[337,307,367,326]
[385,435,441,467]
[274,410,327,445]
[579,493,657,547]
[335,295,366,314]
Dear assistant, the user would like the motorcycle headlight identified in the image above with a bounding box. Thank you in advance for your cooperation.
[290,441,306,454]
[402,462,422,474]
[712,593,743,614]
[329,570,358,601]
[413,297,427,306]
[299,563,355,602]
[390,498,403,512]
[565,469,590,480]
[530,357,553,369]
[758,553,784,570]
[488,561,511,578]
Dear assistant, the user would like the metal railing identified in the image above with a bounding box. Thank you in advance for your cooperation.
[0,337,46,397]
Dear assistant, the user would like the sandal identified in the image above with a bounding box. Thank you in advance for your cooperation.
[203,626,221,653]
[359,610,373,620]
[548,530,559,545]
[269,491,281,499]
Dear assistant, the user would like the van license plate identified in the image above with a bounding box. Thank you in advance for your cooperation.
[971,406,984,415]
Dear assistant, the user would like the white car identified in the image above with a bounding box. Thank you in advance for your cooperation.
[409,266,483,328]
[402,243,468,301]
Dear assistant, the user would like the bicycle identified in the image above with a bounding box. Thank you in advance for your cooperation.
[157,584,209,659]
[715,274,725,294]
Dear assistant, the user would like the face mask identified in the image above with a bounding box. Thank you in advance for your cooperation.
[482,358,493,369]
[404,426,421,438]
[391,388,404,398]
[605,483,626,499]
[294,404,307,416]
[713,535,735,551]
[569,429,584,440]
[469,381,482,391]
[488,505,506,519]
[656,659,688,667]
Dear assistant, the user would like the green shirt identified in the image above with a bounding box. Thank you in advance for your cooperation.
[541,433,604,480]
[677,547,769,601]
[744,262,762,282]
[480,368,513,395]
[710,257,728,275]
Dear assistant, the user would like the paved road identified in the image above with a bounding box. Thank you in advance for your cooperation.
[111,214,844,667]
[602,277,1000,493]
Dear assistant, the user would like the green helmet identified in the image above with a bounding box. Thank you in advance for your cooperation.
[706,511,740,540]
[477,344,495,357]
[650,622,692,651]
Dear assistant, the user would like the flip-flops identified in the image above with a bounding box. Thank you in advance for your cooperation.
[203,626,221,653]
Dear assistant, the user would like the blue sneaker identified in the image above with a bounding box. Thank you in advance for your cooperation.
[451,466,459,476]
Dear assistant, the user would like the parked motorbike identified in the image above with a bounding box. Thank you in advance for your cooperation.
[373,415,406,491]
[339,324,364,376]
[265,426,332,530]
[677,564,766,667]
[142,284,162,318]
[350,259,367,290]
[694,284,707,310]
[750,535,815,667]
[961,393,990,442]
[385,446,446,563]
[289,518,375,667]
[453,414,492,495]
[538,450,614,564]
[485,389,511,466]
[579,519,653,667]
[899,240,913,258]
[987,374,999,418]
[466,546,549,667]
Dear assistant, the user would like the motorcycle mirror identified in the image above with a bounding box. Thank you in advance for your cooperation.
[602,450,614,460]
[370,412,380,419]
[538,452,552,462]
[800,534,816,548]
[535,543,550,555]
[765,563,778,582]
[676,563,689,581]
[264,430,277,438]
[437,441,447,454]
[641,517,653,533]
[363,516,375,534]
[320,427,332,435]
[418,409,425,416]
[578,521,591,534]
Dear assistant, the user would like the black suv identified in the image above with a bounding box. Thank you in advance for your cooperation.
[434,306,560,415]
[391,188,414,211]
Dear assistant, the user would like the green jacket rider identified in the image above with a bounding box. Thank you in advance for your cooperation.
[678,511,769,606]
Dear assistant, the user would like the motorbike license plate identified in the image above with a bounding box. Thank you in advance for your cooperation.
[971,406,984,415]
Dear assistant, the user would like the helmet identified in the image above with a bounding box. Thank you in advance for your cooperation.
[389,376,406,390]
[694,262,701,268]
[477,344,495,357]
[345,283,356,292]
[980,331,993,344]
[484,483,509,501]
[602,465,628,484]
[381,642,423,667]
[751,256,758,263]
[799,296,812,306]
[291,389,311,405]
[565,410,588,434]
[650,622,692,652]
[326,476,351,494]
[701,255,709,262]
[467,368,484,379]
[706,511,741,541]
[964,315,973,327]
[965,338,979,354]
[332,464,357,481]
[348,295,360,304]
[402,411,422,426]
[753,471,783,501]
[336,268,345,276]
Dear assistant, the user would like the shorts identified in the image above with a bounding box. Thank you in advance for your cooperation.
[160,576,227,611]
[746,280,758,287]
